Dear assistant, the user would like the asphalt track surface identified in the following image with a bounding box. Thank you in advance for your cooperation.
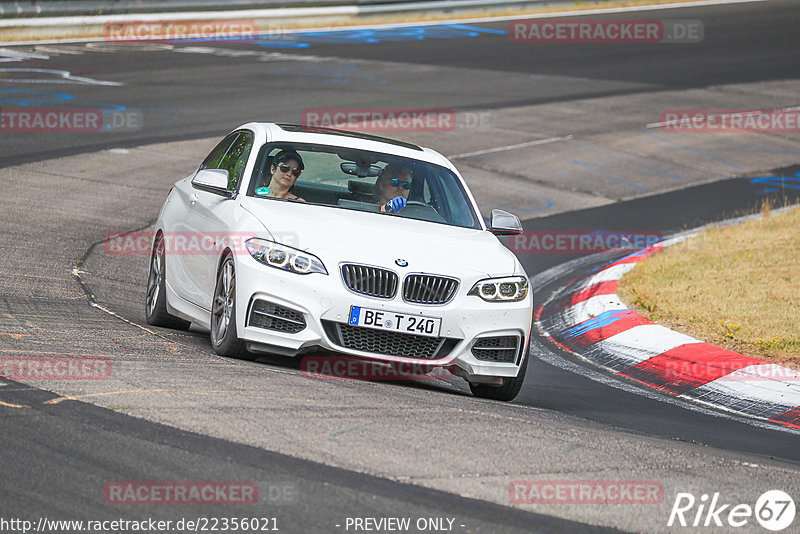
[1,0,798,167]
[2,1,800,533]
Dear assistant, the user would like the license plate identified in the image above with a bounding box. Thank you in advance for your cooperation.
[348,306,441,338]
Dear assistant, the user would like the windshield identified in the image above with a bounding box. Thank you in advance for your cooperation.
[245,143,481,229]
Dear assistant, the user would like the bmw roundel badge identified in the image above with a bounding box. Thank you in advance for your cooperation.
[395,259,408,267]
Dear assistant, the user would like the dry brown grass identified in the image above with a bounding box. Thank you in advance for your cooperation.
[617,205,800,363]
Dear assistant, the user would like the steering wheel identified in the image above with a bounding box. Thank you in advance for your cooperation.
[395,200,446,223]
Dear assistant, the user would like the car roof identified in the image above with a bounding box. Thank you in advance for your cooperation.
[239,122,456,170]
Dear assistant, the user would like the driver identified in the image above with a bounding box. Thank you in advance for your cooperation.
[262,149,306,201]
[374,163,412,213]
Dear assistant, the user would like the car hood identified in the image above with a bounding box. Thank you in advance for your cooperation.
[240,197,519,277]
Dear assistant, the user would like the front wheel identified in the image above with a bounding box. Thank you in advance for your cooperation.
[210,255,253,360]
[469,354,528,402]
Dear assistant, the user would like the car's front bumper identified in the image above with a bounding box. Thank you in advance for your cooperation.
[234,254,533,379]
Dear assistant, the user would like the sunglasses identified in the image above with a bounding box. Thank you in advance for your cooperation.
[388,178,411,190]
[277,163,302,177]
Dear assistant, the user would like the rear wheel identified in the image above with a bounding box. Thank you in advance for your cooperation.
[469,354,528,402]
[145,233,191,330]
[210,255,253,360]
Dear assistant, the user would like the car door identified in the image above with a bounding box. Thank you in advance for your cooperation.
[182,130,255,310]
[169,133,237,307]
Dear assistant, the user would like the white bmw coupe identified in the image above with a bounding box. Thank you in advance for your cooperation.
[147,123,533,400]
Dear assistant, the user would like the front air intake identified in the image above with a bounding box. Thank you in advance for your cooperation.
[471,335,520,363]
[248,300,306,333]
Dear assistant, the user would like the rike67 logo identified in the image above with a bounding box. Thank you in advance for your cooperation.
[668,490,795,531]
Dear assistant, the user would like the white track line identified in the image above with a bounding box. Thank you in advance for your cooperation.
[449,135,572,159]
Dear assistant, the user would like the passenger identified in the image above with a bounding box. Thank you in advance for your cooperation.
[262,149,305,201]
[374,163,412,213]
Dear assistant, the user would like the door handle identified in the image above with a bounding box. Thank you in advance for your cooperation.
[190,193,198,205]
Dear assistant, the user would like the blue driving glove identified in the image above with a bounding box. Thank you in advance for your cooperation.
[386,196,408,213]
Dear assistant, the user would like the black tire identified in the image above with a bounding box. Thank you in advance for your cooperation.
[145,233,191,330]
[210,255,253,360]
[468,354,528,402]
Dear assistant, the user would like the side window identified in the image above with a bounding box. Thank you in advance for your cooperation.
[199,133,238,171]
[218,132,254,190]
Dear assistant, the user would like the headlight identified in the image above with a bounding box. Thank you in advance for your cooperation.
[245,238,327,275]
[468,276,528,302]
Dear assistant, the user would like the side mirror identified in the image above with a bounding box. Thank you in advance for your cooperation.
[192,169,231,197]
[489,209,523,236]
